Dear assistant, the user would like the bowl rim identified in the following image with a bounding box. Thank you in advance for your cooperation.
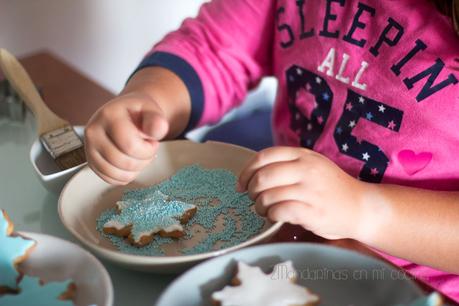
[58,140,283,265]
[29,126,87,180]
[20,231,114,306]
[156,242,424,306]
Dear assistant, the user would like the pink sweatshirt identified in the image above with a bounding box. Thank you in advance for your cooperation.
[136,0,459,301]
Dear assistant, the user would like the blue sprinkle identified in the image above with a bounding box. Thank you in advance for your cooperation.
[105,191,195,242]
[96,165,265,256]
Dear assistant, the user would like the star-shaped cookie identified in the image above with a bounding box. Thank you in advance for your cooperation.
[103,191,196,246]
[0,209,36,293]
[0,276,74,306]
[212,261,319,306]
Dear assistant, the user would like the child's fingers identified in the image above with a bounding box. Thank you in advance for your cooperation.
[91,129,155,172]
[141,110,169,140]
[266,200,314,225]
[100,141,154,172]
[255,183,305,216]
[246,160,302,200]
[88,149,139,185]
[87,154,133,186]
[238,147,301,192]
[90,166,129,186]
[106,117,157,160]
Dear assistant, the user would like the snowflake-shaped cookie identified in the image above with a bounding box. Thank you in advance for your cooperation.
[0,209,36,292]
[212,261,319,306]
[0,276,74,306]
[103,190,196,246]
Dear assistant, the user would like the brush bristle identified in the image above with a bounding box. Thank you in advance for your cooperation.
[55,146,86,170]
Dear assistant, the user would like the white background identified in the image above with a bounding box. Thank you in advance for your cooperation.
[0,0,206,93]
[0,0,276,139]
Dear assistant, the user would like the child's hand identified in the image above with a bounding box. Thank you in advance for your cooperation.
[85,92,169,185]
[238,147,365,240]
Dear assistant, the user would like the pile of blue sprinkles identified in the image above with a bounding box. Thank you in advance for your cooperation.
[96,164,266,256]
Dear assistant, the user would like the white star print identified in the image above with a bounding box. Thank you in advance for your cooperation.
[296,68,303,75]
[315,77,322,84]
[307,123,313,131]
[378,105,386,113]
[349,120,356,128]
[359,96,365,104]
[362,152,370,161]
[342,143,349,152]
[289,75,295,82]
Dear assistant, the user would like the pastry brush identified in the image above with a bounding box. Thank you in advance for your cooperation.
[0,48,86,170]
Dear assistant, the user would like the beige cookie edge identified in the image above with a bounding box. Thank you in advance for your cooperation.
[103,206,197,247]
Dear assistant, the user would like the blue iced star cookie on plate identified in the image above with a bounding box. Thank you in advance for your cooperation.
[103,191,197,246]
[0,209,36,293]
[0,275,74,306]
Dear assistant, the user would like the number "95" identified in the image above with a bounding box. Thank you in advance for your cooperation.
[286,65,404,183]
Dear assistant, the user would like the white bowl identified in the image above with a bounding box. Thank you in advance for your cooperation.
[58,140,283,273]
[19,232,113,306]
[30,126,86,194]
[156,243,423,306]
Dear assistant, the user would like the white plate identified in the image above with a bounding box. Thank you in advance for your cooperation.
[19,232,113,306]
[156,243,424,306]
[58,140,283,273]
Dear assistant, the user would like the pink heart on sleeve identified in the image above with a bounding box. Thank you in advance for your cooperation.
[397,150,433,175]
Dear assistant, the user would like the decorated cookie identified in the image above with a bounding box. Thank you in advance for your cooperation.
[0,275,75,306]
[96,165,266,256]
[103,190,197,246]
[398,293,443,306]
[0,209,36,293]
[212,261,319,306]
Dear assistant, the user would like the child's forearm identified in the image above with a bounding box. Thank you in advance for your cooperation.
[355,183,459,273]
[122,67,191,138]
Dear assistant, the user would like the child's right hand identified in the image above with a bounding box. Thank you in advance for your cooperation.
[85,92,169,185]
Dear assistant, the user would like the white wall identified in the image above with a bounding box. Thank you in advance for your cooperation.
[0,0,277,141]
[0,0,206,93]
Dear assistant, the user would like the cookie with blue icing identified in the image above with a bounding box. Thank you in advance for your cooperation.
[0,275,75,306]
[0,209,36,293]
[103,190,197,246]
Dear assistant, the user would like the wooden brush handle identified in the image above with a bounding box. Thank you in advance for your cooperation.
[0,48,69,134]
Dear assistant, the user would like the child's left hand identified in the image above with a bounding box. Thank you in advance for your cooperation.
[238,146,366,240]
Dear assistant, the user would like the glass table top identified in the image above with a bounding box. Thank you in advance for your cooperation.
[0,115,175,306]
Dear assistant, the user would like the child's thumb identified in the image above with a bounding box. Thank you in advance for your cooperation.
[141,110,169,141]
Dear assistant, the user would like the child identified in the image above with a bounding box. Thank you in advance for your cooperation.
[85,0,459,301]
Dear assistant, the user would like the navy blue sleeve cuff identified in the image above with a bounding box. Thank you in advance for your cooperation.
[131,51,204,134]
